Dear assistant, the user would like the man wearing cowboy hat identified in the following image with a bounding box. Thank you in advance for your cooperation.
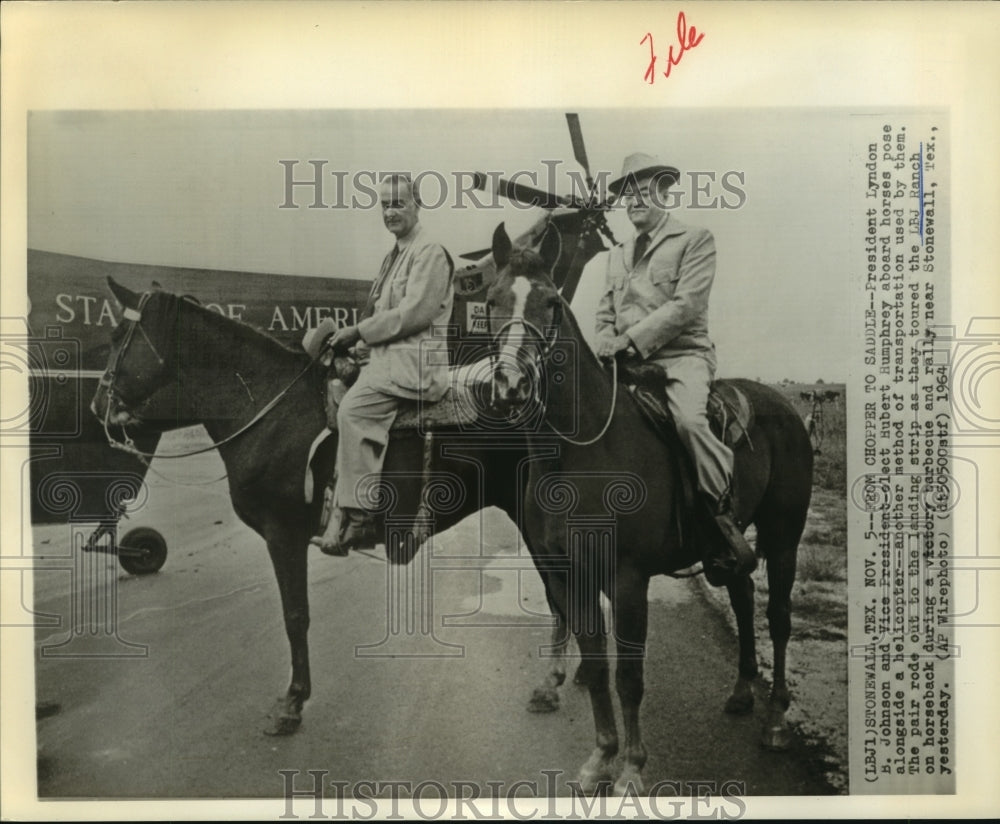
[595,152,755,585]
[307,172,454,555]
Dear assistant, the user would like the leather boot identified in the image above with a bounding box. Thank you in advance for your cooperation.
[310,507,376,556]
[703,491,757,586]
[338,507,376,551]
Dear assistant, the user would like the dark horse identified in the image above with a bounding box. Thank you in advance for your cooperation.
[485,223,814,793]
[87,210,602,736]
[91,277,530,735]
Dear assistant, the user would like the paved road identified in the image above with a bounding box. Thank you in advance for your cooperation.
[32,444,836,802]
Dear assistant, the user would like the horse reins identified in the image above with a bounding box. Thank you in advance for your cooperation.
[489,303,619,447]
[489,297,714,581]
[101,292,322,462]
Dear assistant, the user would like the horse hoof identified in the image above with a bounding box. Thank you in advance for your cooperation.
[724,692,755,715]
[761,724,792,751]
[577,752,614,795]
[576,770,612,796]
[264,700,303,736]
[613,774,644,797]
[527,687,560,713]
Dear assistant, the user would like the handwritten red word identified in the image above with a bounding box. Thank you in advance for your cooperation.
[642,11,705,83]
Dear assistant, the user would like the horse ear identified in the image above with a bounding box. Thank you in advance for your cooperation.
[492,222,512,270]
[538,223,562,274]
[107,276,139,310]
[151,280,162,291]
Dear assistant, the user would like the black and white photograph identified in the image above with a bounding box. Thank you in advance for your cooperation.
[2,2,998,820]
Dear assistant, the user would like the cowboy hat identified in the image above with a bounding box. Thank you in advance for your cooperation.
[302,317,339,360]
[608,152,680,196]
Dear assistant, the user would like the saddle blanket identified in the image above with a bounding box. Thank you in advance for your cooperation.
[322,360,489,433]
[305,358,754,503]
[304,361,491,503]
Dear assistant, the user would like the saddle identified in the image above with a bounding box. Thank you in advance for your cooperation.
[617,360,755,553]
[303,354,489,505]
[618,361,754,452]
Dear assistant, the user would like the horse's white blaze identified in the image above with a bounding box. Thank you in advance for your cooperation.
[510,276,532,319]
[497,277,535,385]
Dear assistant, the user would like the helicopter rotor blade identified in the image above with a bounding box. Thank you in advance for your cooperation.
[566,112,593,189]
[472,173,569,210]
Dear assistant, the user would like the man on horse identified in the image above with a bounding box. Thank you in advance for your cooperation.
[309,173,455,555]
[594,152,756,585]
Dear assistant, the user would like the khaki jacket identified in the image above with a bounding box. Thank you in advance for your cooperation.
[595,215,717,369]
[357,224,455,401]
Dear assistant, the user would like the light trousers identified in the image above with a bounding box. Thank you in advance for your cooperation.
[333,369,400,511]
[657,354,733,502]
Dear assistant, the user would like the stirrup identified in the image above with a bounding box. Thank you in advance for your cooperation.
[310,506,349,556]
[704,513,757,585]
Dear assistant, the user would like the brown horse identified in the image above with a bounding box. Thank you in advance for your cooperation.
[86,209,610,737]
[485,223,814,794]
[90,277,535,734]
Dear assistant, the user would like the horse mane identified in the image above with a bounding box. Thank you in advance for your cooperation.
[557,292,605,370]
[515,263,655,434]
[169,291,306,359]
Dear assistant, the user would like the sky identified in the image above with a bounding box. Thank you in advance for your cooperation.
[28,108,853,382]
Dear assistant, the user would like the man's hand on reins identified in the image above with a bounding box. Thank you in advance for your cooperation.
[595,333,635,360]
[329,324,362,353]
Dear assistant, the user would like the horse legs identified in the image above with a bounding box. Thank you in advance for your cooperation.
[757,520,799,750]
[576,629,618,794]
[527,582,568,713]
[723,574,758,715]
[547,570,618,793]
[263,533,312,736]
[611,567,649,796]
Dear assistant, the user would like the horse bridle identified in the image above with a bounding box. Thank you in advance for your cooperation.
[99,291,166,454]
[488,300,561,363]
[100,291,320,461]
[488,296,618,446]
[100,291,165,401]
